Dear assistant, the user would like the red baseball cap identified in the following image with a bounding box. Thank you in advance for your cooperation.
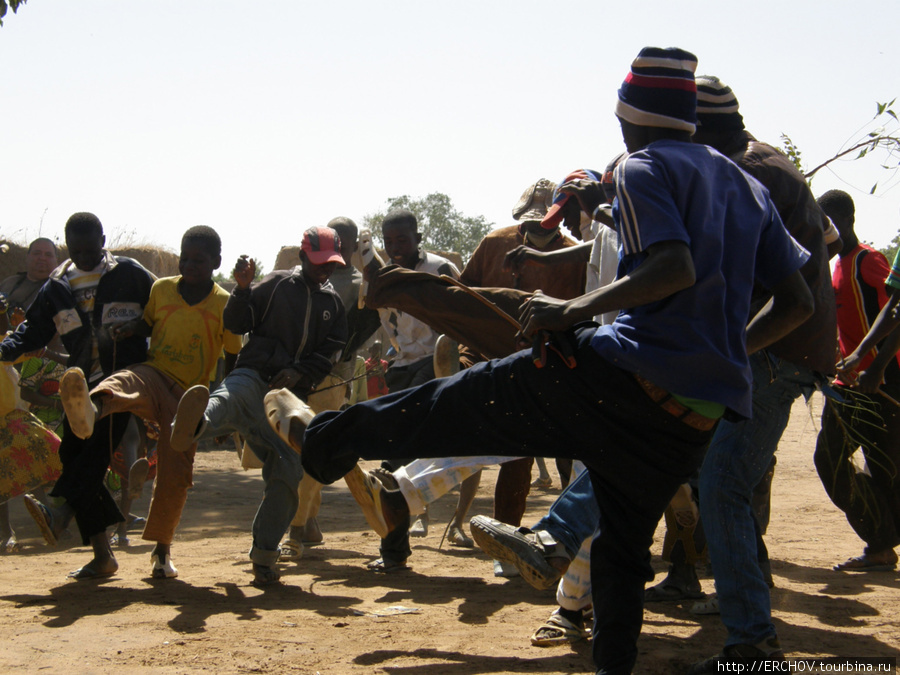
[301,226,345,265]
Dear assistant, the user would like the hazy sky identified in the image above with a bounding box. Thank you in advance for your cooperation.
[2,1,898,273]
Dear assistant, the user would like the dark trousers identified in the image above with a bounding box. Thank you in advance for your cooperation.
[50,412,132,544]
[493,457,533,526]
[814,383,900,552]
[380,354,435,563]
[303,326,712,675]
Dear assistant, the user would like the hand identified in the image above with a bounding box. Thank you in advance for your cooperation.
[269,367,303,390]
[855,368,884,394]
[233,255,257,289]
[503,245,547,277]
[516,290,572,344]
[8,306,25,328]
[557,176,606,218]
[837,353,863,375]
[110,319,138,341]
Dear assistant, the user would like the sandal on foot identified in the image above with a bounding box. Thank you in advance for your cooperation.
[366,557,409,573]
[23,494,57,547]
[644,580,705,603]
[60,367,95,439]
[343,465,408,538]
[410,515,429,538]
[170,385,209,453]
[278,539,304,562]
[127,458,150,499]
[447,525,474,548]
[531,476,553,489]
[251,563,281,587]
[1,535,20,554]
[68,562,117,580]
[263,388,314,454]
[109,532,130,547]
[354,229,386,308]
[833,553,898,572]
[530,610,587,647]
[690,595,720,615]
[127,515,147,531]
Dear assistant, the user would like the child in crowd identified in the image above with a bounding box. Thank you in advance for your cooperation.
[58,225,242,579]
[169,226,347,586]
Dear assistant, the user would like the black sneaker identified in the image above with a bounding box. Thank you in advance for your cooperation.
[688,636,786,674]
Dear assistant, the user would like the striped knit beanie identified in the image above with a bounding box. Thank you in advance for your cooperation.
[696,75,744,131]
[616,47,698,133]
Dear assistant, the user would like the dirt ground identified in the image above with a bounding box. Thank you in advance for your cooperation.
[1,394,898,674]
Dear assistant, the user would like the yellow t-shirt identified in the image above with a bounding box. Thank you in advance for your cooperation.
[143,278,243,390]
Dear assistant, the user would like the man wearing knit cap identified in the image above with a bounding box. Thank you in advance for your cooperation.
[283,47,814,674]
[682,75,838,673]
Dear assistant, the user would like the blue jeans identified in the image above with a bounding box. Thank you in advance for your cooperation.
[199,368,303,567]
[534,467,597,558]
[699,350,817,647]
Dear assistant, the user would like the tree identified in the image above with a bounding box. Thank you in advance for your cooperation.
[362,193,494,263]
[213,261,265,285]
[782,99,900,194]
[880,230,899,264]
[0,0,26,26]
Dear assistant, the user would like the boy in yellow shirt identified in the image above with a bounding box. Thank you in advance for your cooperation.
[59,226,242,579]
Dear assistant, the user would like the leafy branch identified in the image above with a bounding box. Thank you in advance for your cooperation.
[783,100,900,195]
[0,0,27,27]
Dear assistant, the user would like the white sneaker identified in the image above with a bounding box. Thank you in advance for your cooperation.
[151,553,178,579]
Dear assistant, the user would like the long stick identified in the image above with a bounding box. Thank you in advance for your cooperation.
[438,275,522,331]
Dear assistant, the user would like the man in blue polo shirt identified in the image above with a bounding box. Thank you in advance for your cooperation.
[268,47,814,675]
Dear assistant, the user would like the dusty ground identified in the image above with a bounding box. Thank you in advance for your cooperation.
[1,394,898,674]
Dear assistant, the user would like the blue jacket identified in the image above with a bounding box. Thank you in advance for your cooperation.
[0,252,155,382]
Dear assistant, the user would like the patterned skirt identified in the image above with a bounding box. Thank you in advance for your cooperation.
[0,409,62,504]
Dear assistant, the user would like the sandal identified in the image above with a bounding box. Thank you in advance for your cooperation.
[531,476,553,489]
[251,563,281,587]
[833,552,898,572]
[23,494,58,547]
[278,539,304,562]
[68,561,117,580]
[644,579,705,602]
[447,525,474,548]
[366,557,409,573]
[530,610,588,647]
[690,595,720,615]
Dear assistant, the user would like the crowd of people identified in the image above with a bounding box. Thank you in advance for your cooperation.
[1,46,899,675]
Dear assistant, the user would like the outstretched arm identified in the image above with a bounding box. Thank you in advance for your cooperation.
[517,240,694,339]
[503,242,592,278]
[841,287,900,374]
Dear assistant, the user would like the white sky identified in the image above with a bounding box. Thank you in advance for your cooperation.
[2,1,899,273]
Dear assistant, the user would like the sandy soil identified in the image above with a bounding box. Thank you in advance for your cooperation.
[1,394,898,674]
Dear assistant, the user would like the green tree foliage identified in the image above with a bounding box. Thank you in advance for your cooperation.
[782,100,900,194]
[213,261,265,285]
[363,193,494,263]
[880,230,899,264]
[0,0,27,26]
